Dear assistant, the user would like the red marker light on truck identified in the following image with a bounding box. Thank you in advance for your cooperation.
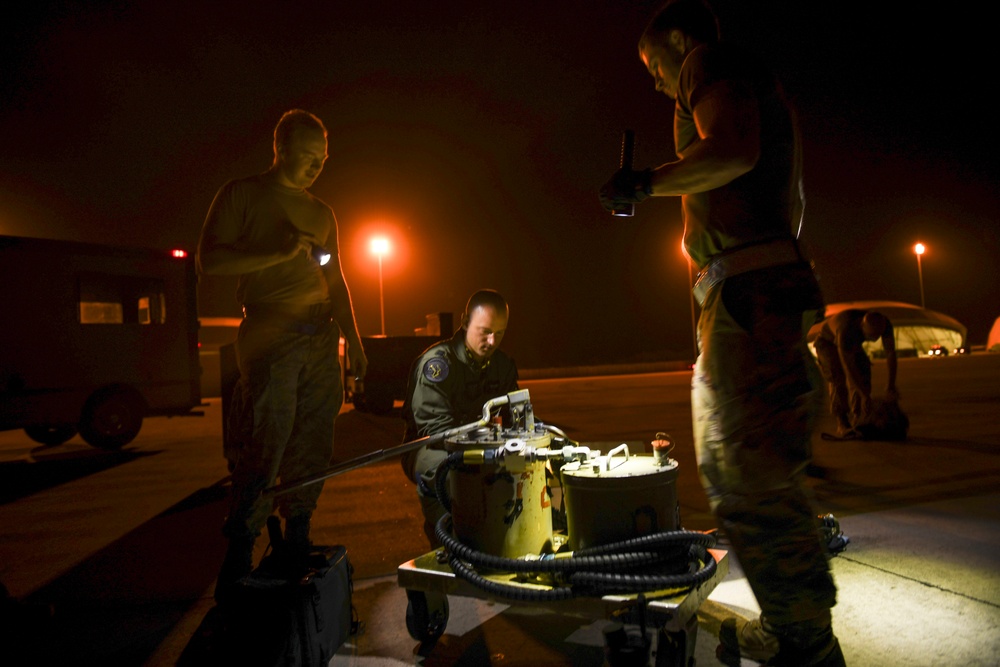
[171,249,188,258]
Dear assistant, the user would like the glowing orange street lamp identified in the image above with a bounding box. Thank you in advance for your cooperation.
[370,236,390,335]
[914,242,926,309]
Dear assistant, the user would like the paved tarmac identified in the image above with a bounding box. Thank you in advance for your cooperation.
[1,354,998,666]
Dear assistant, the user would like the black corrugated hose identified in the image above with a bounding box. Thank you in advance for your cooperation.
[432,450,718,602]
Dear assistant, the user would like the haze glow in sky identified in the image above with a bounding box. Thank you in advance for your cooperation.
[2,1,996,367]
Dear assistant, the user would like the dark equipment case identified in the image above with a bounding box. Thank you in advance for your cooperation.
[225,518,355,666]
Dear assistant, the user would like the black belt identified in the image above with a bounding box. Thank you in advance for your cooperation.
[242,302,334,336]
[692,238,804,306]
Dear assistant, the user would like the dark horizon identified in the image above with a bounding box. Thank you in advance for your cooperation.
[3,1,996,368]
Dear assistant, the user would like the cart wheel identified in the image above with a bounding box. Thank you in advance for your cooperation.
[655,624,697,667]
[405,590,448,643]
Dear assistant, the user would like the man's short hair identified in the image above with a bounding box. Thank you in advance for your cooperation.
[863,312,889,337]
[274,109,327,153]
[463,289,508,326]
[640,0,720,49]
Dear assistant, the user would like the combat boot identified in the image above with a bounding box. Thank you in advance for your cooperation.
[819,513,850,555]
[767,624,846,667]
[717,615,780,666]
[284,515,312,550]
[282,514,314,571]
[214,536,255,604]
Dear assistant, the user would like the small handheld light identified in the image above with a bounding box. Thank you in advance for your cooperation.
[312,245,331,266]
[611,129,636,217]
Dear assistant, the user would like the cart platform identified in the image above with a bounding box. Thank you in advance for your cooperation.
[397,547,729,666]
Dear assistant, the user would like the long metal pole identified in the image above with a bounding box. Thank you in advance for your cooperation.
[378,255,385,335]
[916,253,925,309]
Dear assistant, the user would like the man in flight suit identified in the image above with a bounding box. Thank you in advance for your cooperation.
[198,109,368,602]
[400,289,518,546]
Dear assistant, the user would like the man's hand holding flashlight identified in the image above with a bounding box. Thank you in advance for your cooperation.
[349,346,368,383]
[278,222,316,261]
[599,167,654,211]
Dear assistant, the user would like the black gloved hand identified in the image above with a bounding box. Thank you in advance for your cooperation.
[599,167,653,211]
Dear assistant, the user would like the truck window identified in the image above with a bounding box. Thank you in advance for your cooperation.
[78,273,167,325]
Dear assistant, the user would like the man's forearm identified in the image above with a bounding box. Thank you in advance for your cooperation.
[335,308,362,348]
[648,138,757,196]
[197,243,298,276]
[329,277,362,347]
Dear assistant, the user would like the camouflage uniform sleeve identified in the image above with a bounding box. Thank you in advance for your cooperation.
[409,352,460,438]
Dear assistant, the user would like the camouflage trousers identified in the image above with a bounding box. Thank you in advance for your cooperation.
[223,317,343,541]
[813,337,872,431]
[692,264,837,627]
[401,444,450,547]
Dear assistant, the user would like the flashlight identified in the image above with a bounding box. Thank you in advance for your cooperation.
[311,244,331,266]
[612,129,636,217]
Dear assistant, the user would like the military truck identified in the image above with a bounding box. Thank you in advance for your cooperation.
[0,235,203,449]
[345,312,453,415]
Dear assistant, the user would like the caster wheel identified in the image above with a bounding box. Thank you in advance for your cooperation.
[405,590,449,644]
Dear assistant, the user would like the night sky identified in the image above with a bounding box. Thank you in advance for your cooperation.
[2,1,997,369]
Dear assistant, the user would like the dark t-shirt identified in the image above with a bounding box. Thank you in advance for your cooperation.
[200,173,336,306]
[815,309,867,351]
[675,43,802,267]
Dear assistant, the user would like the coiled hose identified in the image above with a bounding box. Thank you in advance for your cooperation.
[432,450,718,602]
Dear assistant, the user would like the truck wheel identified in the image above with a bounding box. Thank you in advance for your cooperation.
[78,388,145,450]
[24,424,77,446]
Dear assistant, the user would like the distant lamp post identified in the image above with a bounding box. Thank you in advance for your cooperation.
[914,242,926,309]
[370,236,390,336]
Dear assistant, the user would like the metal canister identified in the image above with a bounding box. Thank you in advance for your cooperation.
[560,443,679,550]
[444,429,554,558]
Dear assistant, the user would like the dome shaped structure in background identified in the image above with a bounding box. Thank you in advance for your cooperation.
[988,317,1000,352]
[808,301,968,358]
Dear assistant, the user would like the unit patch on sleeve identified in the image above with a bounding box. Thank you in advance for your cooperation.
[422,357,450,383]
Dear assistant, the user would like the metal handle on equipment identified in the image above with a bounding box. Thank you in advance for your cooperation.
[264,388,532,497]
[605,443,630,472]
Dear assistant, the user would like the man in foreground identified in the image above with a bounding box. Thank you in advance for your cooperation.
[599,1,846,664]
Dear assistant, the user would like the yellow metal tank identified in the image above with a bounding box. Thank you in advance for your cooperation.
[445,429,554,558]
[561,443,679,550]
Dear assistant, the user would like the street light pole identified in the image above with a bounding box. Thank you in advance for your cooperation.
[914,242,926,309]
[370,237,390,336]
[377,254,385,335]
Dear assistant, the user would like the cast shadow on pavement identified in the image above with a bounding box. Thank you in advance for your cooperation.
[0,448,159,505]
[14,480,231,664]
